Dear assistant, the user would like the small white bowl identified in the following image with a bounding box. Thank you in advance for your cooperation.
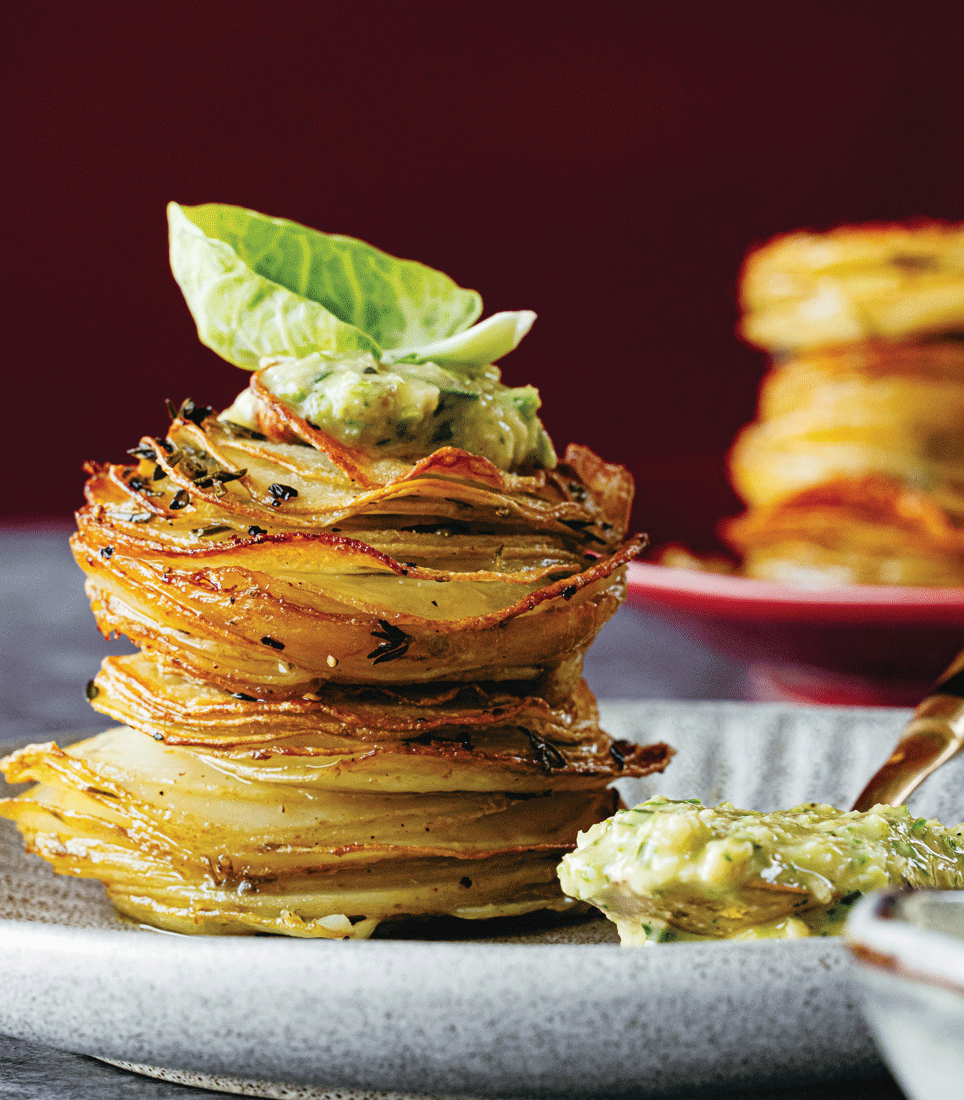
[845,889,964,1100]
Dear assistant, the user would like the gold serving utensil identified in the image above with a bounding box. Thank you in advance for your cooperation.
[852,648,964,811]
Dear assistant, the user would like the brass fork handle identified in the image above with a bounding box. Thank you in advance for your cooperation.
[851,651,964,812]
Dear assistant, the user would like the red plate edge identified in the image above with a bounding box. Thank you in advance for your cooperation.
[625,561,964,626]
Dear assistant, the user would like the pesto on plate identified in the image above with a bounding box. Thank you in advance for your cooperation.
[558,797,964,944]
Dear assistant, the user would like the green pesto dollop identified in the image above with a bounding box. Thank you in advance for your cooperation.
[221,351,556,472]
[557,797,964,945]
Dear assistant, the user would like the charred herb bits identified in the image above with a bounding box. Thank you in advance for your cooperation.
[367,620,411,664]
[268,483,298,506]
[167,398,213,427]
[211,468,247,485]
[127,444,157,461]
[526,731,566,772]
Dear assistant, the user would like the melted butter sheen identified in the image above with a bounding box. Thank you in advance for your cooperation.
[557,797,964,944]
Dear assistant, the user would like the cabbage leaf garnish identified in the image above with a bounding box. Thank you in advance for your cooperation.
[381,309,536,372]
[169,202,534,370]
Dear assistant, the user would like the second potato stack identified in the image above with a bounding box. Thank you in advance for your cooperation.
[725,222,964,586]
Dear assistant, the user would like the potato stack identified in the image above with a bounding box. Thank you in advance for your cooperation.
[724,222,964,586]
[1,378,668,937]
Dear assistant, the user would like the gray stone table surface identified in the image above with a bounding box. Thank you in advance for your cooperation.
[0,528,904,1100]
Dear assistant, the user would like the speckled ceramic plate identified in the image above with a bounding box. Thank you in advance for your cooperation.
[1,701,962,1099]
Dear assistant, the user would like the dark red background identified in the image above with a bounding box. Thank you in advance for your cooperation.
[7,4,964,550]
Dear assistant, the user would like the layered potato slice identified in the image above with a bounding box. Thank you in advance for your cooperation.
[740,222,964,353]
[724,474,964,587]
[729,340,964,515]
[85,654,672,793]
[72,392,640,696]
[1,724,670,937]
[4,207,669,938]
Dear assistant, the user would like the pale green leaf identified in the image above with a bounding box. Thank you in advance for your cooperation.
[168,202,483,369]
[382,310,537,369]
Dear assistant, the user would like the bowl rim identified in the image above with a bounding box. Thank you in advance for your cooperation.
[845,889,964,996]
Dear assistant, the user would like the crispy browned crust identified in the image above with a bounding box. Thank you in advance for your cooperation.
[72,402,645,694]
[252,369,387,487]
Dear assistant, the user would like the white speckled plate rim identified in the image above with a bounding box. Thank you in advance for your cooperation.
[1,700,961,1098]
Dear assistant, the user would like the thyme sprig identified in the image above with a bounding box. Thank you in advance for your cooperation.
[367,619,411,664]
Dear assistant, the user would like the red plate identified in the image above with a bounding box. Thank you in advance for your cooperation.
[625,562,964,706]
